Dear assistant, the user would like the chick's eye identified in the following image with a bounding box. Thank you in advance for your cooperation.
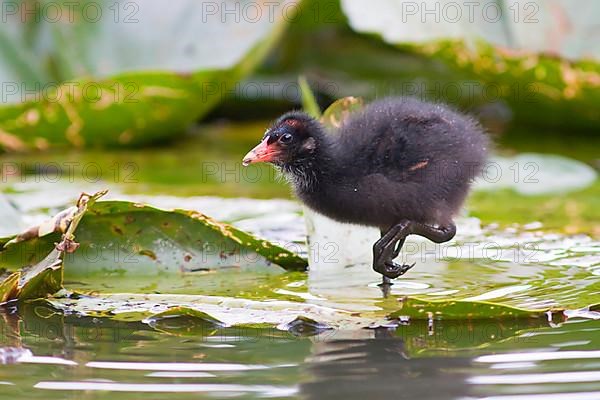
[280,133,293,144]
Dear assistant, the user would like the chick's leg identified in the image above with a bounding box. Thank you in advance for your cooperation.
[373,221,456,280]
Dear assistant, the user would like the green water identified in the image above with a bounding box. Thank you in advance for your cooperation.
[2,304,600,399]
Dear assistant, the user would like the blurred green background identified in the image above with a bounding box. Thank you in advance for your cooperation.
[0,0,598,235]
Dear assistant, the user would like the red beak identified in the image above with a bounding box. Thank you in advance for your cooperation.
[242,138,280,166]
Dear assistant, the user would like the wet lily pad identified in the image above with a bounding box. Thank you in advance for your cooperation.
[13,209,600,330]
[71,200,307,274]
[0,195,307,293]
[389,298,543,321]
[0,191,104,303]
[278,316,333,336]
[40,214,600,329]
[46,292,367,329]
[144,306,226,336]
[43,286,545,333]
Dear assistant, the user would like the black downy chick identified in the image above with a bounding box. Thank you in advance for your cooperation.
[243,97,489,282]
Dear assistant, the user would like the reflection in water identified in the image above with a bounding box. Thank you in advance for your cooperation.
[475,351,600,363]
[1,304,600,399]
[301,331,470,400]
[468,371,600,385]
[85,361,276,371]
[0,347,31,364]
[0,303,309,399]
[34,381,298,396]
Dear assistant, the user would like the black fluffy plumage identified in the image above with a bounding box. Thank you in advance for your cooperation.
[263,97,489,231]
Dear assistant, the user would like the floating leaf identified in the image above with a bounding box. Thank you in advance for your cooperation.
[25,218,600,329]
[278,316,333,336]
[46,292,367,329]
[144,306,225,336]
[0,198,308,293]
[2,186,598,326]
[389,298,543,321]
[0,191,105,303]
[43,290,544,333]
[308,216,600,313]
[70,200,308,275]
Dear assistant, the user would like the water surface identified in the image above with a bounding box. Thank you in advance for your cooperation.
[1,305,600,399]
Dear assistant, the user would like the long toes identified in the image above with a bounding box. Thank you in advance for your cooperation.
[382,262,415,279]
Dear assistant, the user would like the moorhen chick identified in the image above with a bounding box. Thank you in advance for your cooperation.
[243,97,489,282]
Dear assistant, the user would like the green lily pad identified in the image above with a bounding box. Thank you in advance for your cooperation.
[21,215,600,329]
[144,306,226,336]
[0,196,307,293]
[0,0,299,150]
[43,289,543,334]
[0,191,104,303]
[341,0,600,60]
[41,217,600,329]
[70,200,307,275]
[339,0,600,130]
[388,298,543,321]
[45,292,370,329]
